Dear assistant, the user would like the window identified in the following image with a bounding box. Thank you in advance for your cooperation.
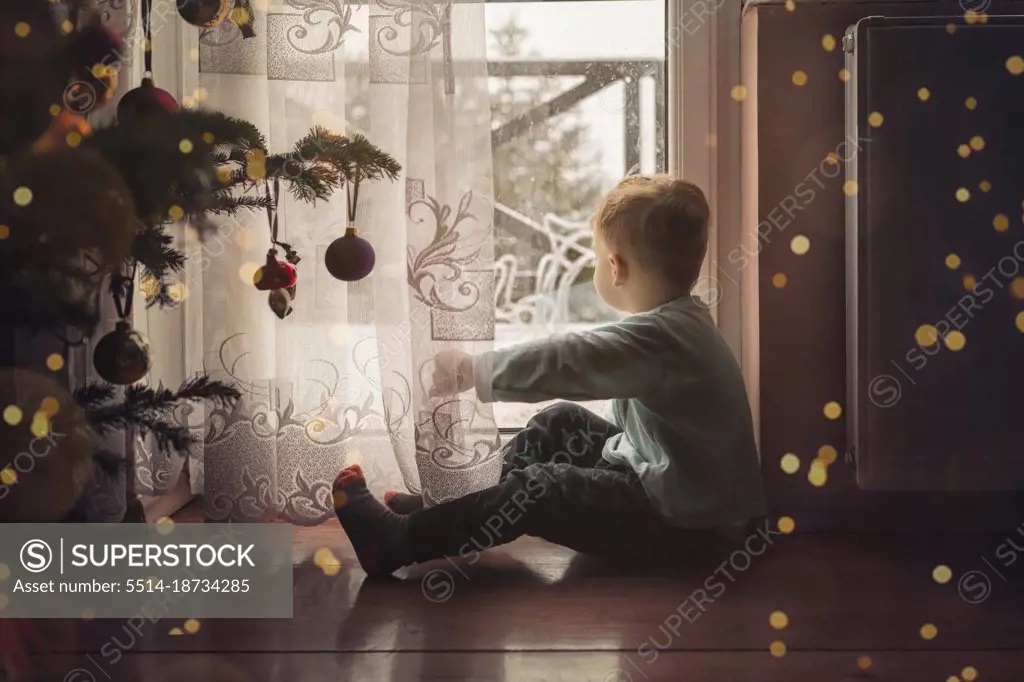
[484,0,669,428]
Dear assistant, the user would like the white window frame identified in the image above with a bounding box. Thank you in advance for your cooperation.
[670,0,758,442]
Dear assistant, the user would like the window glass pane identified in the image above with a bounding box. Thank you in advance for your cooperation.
[487,0,669,428]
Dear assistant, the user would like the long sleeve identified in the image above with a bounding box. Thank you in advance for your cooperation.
[472,313,676,404]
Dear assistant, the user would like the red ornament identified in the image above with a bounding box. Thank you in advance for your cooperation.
[253,249,298,291]
[117,78,178,125]
[325,226,376,282]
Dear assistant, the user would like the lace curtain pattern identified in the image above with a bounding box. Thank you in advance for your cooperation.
[131,0,501,523]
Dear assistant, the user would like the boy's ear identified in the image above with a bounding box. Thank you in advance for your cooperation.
[609,253,628,286]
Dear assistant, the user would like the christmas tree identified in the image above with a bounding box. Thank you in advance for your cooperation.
[0,0,401,524]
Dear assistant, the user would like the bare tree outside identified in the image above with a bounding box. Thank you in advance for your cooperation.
[489,16,606,222]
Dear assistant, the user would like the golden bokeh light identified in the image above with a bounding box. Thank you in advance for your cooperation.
[808,462,828,487]
[792,70,808,86]
[772,273,788,288]
[46,354,64,372]
[3,406,23,426]
[790,235,811,255]
[785,0,795,10]
[945,253,961,270]
[184,618,201,634]
[769,641,787,657]
[0,225,8,240]
[962,666,979,681]
[15,22,31,38]
[780,453,801,474]
[917,87,931,101]
[769,611,789,629]
[817,445,838,465]
[823,401,842,420]
[969,136,985,151]
[867,111,884,128]
[778,516,796,534]
[13,187,33,207]
[238,262,260,284]
[314,547,342,576]
[731,85,748,102]
[29,411,50,439]
[944,331,966,351]
[1006,55,1024,76]
[994,214,1010,232]
[963,274,977,291]
[965,96,977,110]
[333,489,348,510]
[155,516,175,535]
[920,623,938,640]
[40,397,60,418]
[843,180,858,196]
[822,35,836,52]
[956,188,970,202]
[1011,278,1024,300]
[857,655,872,670]
[179,139,194,154]
[980,180,991,192]
[915,324,940,347]
[957,144,971,158]
[932,565,952,584]
[1016,311,1024,333]
[839,68,850,82]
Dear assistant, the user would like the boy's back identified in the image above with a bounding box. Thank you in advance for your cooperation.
[602,296,766,528]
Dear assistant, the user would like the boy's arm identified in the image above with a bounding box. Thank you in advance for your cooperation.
[473,315,672,404]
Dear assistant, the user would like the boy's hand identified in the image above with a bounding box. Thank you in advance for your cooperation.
[429,350,475,397]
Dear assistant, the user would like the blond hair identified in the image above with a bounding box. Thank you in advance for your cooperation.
[593,174,710,291]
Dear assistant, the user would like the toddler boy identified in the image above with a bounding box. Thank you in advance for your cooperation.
[333,175,767,576]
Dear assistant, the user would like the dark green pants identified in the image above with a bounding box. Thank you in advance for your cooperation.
[408,403,719,564]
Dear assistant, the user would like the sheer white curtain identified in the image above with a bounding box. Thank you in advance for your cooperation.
[133,0,502,523]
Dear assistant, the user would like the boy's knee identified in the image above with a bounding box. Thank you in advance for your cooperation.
[507,464,564,506]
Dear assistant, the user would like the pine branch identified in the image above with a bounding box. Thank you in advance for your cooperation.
[80,377,241,455]
[132,225,185,281]
[202,192,273,216]
[72,384,116,410]
[337,133,403,182]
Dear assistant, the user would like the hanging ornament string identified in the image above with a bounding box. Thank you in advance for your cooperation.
[111,263,138,322]
[141,0,153,78]
[345,167,361,230]
[265,177,280,246]
[264,177,300,264]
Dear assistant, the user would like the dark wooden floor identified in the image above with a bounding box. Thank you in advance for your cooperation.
[27,501,1024,681]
